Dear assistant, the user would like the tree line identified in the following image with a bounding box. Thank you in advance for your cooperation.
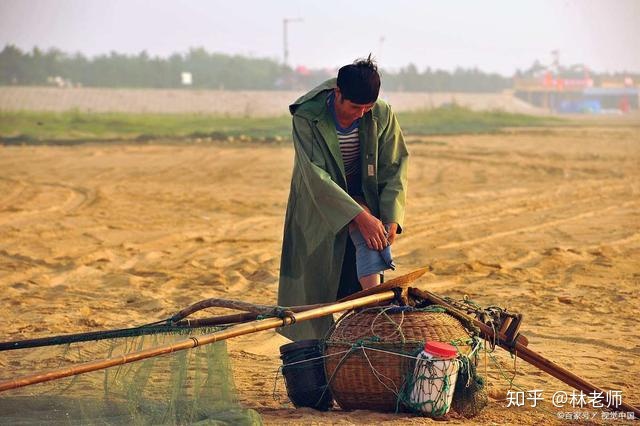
[0,45,635,92]
[0,45,285,90]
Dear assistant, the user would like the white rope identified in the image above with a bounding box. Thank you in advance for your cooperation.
[370,306,407,342]
[277,348,351,367]
[360,346,401,396]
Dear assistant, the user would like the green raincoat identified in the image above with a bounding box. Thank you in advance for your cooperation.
[277,78,409,341]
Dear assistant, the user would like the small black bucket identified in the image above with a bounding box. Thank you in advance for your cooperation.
[279,339,333,411]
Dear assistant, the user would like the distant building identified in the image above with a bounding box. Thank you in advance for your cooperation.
[181,72,193,86]
[514,69,639,113]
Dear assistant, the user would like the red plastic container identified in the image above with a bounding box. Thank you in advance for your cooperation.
[422,341,458,359]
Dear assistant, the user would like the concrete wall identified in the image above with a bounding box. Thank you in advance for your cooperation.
[0,86,547,116]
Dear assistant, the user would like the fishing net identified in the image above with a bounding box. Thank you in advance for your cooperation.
[399,335,486,418]
[406,352,460,417]
[0,325,262,425]
[451,353,488,417]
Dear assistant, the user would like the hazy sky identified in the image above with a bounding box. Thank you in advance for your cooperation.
[1,0,638,75]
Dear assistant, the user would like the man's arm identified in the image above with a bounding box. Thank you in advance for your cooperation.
[352,203,388,251]
[291,115,364,235]
[385,222,399,245]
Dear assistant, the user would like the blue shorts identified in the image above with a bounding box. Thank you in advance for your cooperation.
[348,225,396,279]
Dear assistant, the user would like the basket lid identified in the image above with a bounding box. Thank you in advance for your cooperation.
[423,341,458,359]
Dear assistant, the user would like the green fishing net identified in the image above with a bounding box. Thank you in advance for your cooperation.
[451,353,488,418]
[403,353,459,417]
[0,328,261,425]
[397,338,487,418]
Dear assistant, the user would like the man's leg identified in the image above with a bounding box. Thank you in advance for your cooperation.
[359,273,381,290]
[336,237,360,300]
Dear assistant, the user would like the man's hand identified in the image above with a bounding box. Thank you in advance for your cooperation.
[353,210,387,251]
[385,222,399,245]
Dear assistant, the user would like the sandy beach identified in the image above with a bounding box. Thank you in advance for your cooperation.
[0,125,638,424]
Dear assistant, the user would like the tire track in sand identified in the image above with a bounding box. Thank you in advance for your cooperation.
[404,179,634,248]
[0,180,96,226]
[436,200,638,250]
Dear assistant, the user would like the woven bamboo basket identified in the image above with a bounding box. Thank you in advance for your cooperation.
[324,307,472,412]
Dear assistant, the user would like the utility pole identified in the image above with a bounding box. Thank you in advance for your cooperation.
[551,49,560,73]
[283,17,303,67]
[378,36,385,62]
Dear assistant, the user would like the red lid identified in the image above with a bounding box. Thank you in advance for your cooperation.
[423,341,458,359]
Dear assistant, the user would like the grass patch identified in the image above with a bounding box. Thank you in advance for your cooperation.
[0,110,292,144]
[0,106,564,144]
[396,105,562,135]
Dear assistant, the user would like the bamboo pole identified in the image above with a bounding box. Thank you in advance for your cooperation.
[409,288,640,417]
[0,291,397,393]
[1,269,428,351]
[173,268,428,328]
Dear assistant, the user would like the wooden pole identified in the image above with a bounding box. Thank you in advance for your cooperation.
[170,298,299,322]
[175,301,332,327]
[0,301,335,351]
[409,288,640,416]
[0,291,397,393]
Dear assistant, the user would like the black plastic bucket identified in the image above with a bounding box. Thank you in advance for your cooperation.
[279,339,333,411]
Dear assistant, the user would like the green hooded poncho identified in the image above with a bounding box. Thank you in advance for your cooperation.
[277,78,409,341]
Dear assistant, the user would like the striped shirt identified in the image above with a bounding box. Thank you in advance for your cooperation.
[328,91,363,195]
[337,126,360,177]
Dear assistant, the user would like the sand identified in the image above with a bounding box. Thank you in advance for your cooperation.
[0,125,638,424]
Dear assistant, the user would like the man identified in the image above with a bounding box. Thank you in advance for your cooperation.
[277,56,409,341]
